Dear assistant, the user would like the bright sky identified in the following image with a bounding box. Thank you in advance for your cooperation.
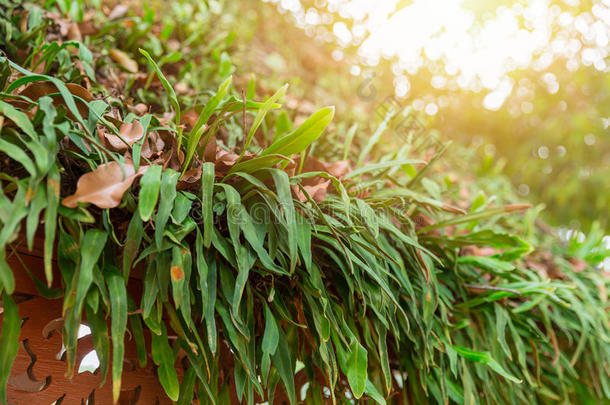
[265,0,610,110]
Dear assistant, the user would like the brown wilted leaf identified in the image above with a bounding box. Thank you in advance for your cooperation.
[567,257,587,273]
[460,246,498,257]
[294,179,331,202]
[286,156,351,202]
[504,204,533,213]
[175,82,189,95]
[204,136,217,163]
[16,81,93,120]
[140,131,165,159]
[19,81,94,103]
[526,251,566,280]
[77,21,99,37]
[109,49,138,73]
[62,161,148,209]
[327,160,351,179]
[158,130,184,170]
[441,203,467,215]
[108,4,129,20]
[19,10,29,34]
[181,109,199,130]
[127,103,148,116]
[159,110,175,126]
[214,147,240,174]
[178,168,202,190]
[104,120,144,151]
[67,22,82,41]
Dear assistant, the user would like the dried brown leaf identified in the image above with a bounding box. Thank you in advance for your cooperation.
[67,22,82,41]
[178,168,202,190]
[17,81,93,120]
[109,49,138,73]
[327,160,351,179]
[293,179,331,203]
[127,103,148,116]
[62,161,148,209]
[108,5,129,20]
[567,257,587,273]
[19,81,93,102]
[181,109,199,130]
[104,120,144,151]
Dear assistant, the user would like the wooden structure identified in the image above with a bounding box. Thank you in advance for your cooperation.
[3,239,176,404]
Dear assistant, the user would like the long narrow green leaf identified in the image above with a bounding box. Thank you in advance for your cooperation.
[138,165,163,221]
[107,266,128,403]
[85,300,110,386]
[270,169,297,272]
[346,339,368,399]
[272,327,296,405]
[201,162,215,248]
[151,325,180,401]
[0,293,20,405]
[184,76,232,171]
[139,49,181,146]
[453,345,522,384]
[44,165,60,286]
[261,106,334,157]
[239,84,288,159]
[155,169,180,247]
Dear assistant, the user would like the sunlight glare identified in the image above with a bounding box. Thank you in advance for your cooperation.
[267,0,610,110]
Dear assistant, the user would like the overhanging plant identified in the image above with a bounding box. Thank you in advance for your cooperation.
[0,2,609,405]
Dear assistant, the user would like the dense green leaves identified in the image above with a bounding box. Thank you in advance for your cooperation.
[184,76,232,171]
[0,4,607,405]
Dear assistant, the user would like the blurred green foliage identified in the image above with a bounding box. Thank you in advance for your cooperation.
[242,0,610,232]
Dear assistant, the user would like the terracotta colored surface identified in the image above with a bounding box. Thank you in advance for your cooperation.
[3,244,175,404]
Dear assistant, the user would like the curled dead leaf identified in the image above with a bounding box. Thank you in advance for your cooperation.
[286,156,351,202]
[109,49,138,73]
[127,103,148,115]
[178,168,202,190]
[203,136,217,163]
[108,4,129,20]
[140,131,165,159]
[67,22,82,41]
[567,257,587,273]
[327,160,351,179]
[15,81,93,121]
[104,120,144,151]
[181,109,199,130]
[158,130,184,170]
[62,161,148,209]
[293,179,331,203]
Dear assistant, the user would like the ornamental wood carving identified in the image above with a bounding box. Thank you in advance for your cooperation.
[2,237,301,404]
[2,242,177,405]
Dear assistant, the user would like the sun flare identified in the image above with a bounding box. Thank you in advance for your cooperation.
[268,0,610,110]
